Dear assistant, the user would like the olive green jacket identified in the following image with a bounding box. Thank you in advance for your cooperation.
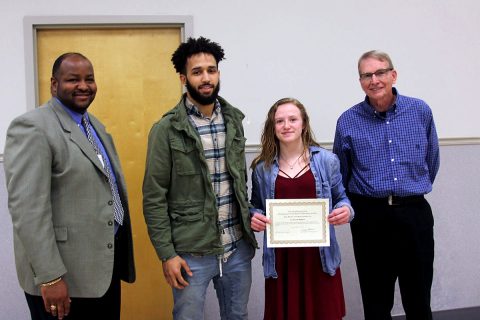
[143,95,257,261]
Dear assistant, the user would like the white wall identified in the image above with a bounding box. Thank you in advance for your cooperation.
[0,168,30,319]
[1,1,480,319]
[1,0,480,152]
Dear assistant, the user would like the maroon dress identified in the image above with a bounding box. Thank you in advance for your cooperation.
[264,169,346,320]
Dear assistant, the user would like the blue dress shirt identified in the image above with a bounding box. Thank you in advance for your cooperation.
[333,88,440,197]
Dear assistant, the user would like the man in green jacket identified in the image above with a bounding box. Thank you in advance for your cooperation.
[143,37,257,320]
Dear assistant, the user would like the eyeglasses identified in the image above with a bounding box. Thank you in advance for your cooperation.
[359,68,393,81]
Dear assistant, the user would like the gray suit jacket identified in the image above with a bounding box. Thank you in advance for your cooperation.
[4,98,135,297]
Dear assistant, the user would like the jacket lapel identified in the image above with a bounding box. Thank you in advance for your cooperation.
[49,99,106,174]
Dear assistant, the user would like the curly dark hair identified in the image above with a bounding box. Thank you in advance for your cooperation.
[171,37,225,74]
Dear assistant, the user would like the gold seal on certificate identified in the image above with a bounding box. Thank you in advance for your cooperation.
[265,198,330,247]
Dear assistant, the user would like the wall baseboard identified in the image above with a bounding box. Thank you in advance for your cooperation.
[392,306,480,320]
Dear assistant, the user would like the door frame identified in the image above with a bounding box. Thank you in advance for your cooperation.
[23,15,193,110]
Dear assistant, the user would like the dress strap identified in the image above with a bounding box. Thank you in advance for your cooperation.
[279,164,310,179]
[278,168,293,179]
[293,164,310,178]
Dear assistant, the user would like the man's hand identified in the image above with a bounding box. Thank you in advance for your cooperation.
[328,206,351,225]
[251,212,270,232]
[41,279,71,319]
[162,256,193,289]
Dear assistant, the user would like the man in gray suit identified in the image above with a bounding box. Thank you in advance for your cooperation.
[4,53,135,320]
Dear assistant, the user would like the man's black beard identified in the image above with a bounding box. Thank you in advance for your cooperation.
[185,79,220,106]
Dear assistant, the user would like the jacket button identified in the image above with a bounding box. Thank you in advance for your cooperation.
[108,200,113,205]
[108,221,113,226]
[107,243,113,249]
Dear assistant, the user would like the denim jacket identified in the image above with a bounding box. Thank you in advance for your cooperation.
[250,146,354,277]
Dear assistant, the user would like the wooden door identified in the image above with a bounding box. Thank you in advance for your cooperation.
[37,27,181,319]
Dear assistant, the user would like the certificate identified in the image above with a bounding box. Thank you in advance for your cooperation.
[265,198,330,247]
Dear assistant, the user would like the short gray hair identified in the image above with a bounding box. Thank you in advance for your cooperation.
[357,50,394,75]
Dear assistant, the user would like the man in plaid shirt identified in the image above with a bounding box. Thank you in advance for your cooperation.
[143,37,257,320]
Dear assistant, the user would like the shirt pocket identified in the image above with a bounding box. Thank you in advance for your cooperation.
[228,136,247,169]
[399,129,429,174]
[170,201,204,222]
[170,136,201,175]
[169,201,205,246]
[230,136,246,153]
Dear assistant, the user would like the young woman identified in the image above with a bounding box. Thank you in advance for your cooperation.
[250,98,354,320]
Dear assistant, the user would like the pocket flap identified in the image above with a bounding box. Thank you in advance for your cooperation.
[170,137,196,153]
[170,202,204,222]
[54,227,68,241]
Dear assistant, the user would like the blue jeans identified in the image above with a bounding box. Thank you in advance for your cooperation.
[172,239,255,320]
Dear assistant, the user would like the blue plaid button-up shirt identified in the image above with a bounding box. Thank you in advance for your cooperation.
[185,98,242,259]
[333,88,440,197]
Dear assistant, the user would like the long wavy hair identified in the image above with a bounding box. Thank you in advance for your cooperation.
[251,97,319,169]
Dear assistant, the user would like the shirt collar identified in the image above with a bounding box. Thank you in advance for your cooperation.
[55,97,86,126]
[362,87,399,117]
[184,96,221,119]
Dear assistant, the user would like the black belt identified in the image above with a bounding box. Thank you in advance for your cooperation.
[348,193,425,206]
